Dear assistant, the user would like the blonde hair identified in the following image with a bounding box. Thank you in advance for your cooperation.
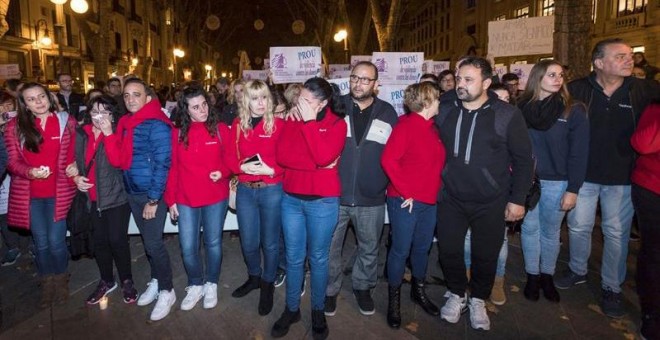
[404,82,440,112]
[239,80,275,135]
[284,83,303,106]
[227,79,245,105]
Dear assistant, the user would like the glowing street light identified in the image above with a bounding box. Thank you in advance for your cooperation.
[334,29,348,63]
[70,0,89,14]
[173,48,185,58]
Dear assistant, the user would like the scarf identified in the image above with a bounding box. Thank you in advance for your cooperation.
[115,99,172,170]
[519,94,565,131]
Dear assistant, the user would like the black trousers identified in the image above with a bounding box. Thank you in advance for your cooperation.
[91,202,132,283]
[632,184,660,320]
[437,193,507,300]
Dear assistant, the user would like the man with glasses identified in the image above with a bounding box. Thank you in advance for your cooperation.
[325,61,398,317]
[56,73,85,122]
[501,73,520,104]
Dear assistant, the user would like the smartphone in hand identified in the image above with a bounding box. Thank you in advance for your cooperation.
[244,154,262,165]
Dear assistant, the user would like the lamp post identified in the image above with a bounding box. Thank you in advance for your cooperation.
[49,0,89,74]
[334,29,348,64]
[35,20,52,47]
[173,48,185,86]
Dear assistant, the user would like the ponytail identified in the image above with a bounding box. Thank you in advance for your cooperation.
[303,77,345,118]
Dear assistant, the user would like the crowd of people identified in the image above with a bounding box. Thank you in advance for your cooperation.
[0,37,659,340]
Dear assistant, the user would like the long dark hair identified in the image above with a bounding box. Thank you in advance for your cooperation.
[518,60,576,117]
[303,77,345,118]
[17,82,58,152]
[175,86,219,147]
[83,95,122,127]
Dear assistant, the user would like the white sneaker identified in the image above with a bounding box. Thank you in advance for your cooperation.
[440,292,468,323]
[203,282,218,309]
[150,289,176,321]
[469,297,490,331]
[180,285,204,311]
[137,279,159,306]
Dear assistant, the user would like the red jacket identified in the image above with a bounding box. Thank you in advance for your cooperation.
[631,103,660,195]
[381,113,446,205]
[277,109,347,197]
[227,118,284,184]
[4,112,77,229]
[164,122,233,208]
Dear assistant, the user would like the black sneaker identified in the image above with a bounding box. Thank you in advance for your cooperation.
[554,269,587,289]
[640,314,659,340]
[312,309,329,340]
[122,279,138,304]
[601,288,626,319]
[353,289,375,315]
[274,269,286,288]
[324,295,337,316]
[86,280,117,305]
[1,248,21,266]
[271,308,301,338]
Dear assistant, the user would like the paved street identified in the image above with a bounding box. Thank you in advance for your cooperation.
[0,224,642,340]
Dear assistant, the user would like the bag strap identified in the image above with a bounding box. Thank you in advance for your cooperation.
[83,147,100,176]
[235,125,241,160]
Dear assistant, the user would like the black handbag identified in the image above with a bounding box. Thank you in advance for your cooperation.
[525,175,541,212]
[66,148,98,258]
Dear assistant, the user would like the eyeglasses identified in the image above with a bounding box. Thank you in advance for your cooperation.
[90,110,111,115]
[349,75,376,85]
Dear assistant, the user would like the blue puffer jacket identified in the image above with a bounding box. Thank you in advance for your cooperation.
[123,119,171,200]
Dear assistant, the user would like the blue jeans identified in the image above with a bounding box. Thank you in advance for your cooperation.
[127,194,173,291]
[30,198,68,276]
[236,183,283,283]
[464,227,508,277]
[566,182,634,293]
[177,200,228,285]
[281,193,339,311]
[521,180,568,275]
[387,197,436,287]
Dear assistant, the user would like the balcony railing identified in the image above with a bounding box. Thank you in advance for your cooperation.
[606,12,645,31]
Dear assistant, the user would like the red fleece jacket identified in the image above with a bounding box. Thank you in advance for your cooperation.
[631,103,660,195]
[276,109,347,197]
[381,113,446,205]
[227,118,284,184]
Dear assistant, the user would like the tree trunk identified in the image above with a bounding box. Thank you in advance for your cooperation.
[369,0,402,52]
[74,0,112,83]
[356,4,372,55]
[553,0,593,80]
[0,0,10,39]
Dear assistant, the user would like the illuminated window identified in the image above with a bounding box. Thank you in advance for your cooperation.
[494,14,506,21]
[514,6,530,18]
[617,0,647,17]
[540,0,555,16]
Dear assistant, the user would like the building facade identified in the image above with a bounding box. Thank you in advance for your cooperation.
[396,0,659,73]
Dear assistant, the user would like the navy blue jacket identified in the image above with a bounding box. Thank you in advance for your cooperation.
[526,104,590,193]
[123,119,172,200]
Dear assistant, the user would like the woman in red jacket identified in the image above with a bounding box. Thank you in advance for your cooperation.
[381,82,446,329]
[630,102,660,339]
[164,86,232,311]
[3,82,77,307]
[227,80,284,316]
[271,78,346,340]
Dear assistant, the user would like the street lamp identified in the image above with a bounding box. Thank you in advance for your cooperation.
[173,48,185,85]
[49,0,88,74]
[35,19,52,47]
[334,29,348,63]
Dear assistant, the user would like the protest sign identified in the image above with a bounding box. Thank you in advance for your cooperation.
[270,46,322,84]
[372,52,424,85]
[422,60,450,76]
[377,84,408,116]
[350,55,372,68]
[488,16,554,57]
[510,64,535,90]
[242,70,269,81]
[328,77,351,95]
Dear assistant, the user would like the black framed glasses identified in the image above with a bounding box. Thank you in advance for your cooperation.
[349,75,376,85]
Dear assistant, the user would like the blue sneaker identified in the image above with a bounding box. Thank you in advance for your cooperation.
[1,248,21,266]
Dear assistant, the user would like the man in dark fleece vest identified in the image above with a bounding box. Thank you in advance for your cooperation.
[556,38,660,319]
[435,57,533,331]
[325,62,398,317]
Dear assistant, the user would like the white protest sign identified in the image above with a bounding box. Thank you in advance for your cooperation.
[488,16,554,57]
[329,70,351,79]
[270,46,322,84]
[372,52,424,85]
[377,84,408,116]
[422,60,451,76]
[242,70,269,81]
[494,65,508,81]
[350,55,372,68]
[0,175,10,214]
[328,64,350,79]
[328,78,351,95]
[0,64,21,80]
[510,64,535,90]
[164,101,177,117]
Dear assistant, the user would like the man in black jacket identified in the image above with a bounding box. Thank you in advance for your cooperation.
[56,73,85,121]
[556,38,660,319]
[436,57,533,331]
[324,62,398,317]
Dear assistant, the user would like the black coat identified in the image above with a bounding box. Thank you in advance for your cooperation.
[57,92,85,121]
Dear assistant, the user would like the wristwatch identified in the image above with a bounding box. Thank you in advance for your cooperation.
[147,199,159,206]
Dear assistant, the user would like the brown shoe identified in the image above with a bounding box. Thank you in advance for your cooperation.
[490,276,506,306]
[52,273,70,305]
[39,275,55,308]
